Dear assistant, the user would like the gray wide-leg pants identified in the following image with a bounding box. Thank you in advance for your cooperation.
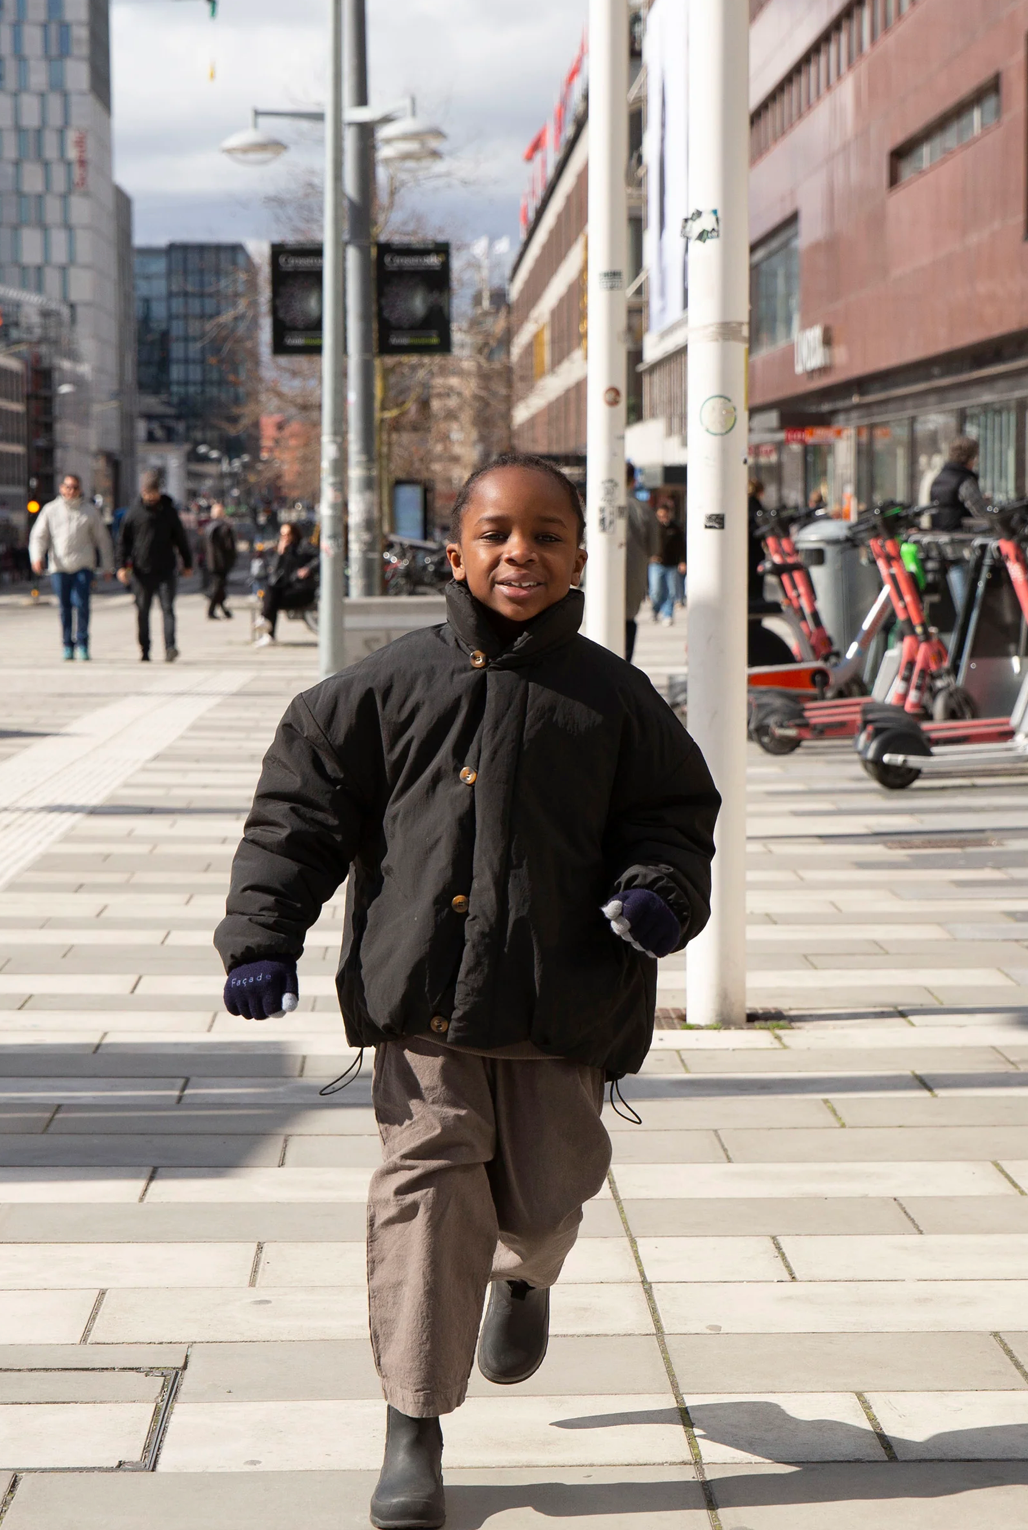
[367,1036,612,1418]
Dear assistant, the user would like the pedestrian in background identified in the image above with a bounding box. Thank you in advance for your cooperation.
[253,523,317,647]
[648,498,686,625]
[28,473,113,661]
[116,470,193,663]
[203,502,237,620]
[624,461,651,663]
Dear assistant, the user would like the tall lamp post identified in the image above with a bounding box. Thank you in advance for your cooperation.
[223,85,443,674]
[684,0,749,1026]
[584,0,629,655]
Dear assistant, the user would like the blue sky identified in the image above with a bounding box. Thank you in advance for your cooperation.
[112,0,587,249]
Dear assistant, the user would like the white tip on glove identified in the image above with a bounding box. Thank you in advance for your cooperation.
[601,898,658,958]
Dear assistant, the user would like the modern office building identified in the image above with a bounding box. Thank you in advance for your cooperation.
[509,13,645,477]
[745,0,1028,513]
[0,0,136,507]
[0,353,27,526]
[632,0,1028,510]
[135,243,259,481]
[515,0,1028,514]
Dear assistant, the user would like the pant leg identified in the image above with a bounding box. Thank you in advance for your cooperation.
[488,1057,610,1289]
[664,569,677,618]
[52,573,73,648]
[946,562,969,624]
[625,618,637,663]
[368,1039,499,1418]
[159,576,177,651]
[647,563,663,618]
[262,588,284,637]
[71,570,91,648]
[208,574,227,615]
[132,579,154,654]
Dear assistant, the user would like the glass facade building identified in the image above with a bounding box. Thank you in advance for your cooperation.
[135,243,258,459]
[0,0,134,506]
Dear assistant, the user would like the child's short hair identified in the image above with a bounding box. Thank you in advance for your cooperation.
[449,452,585,543]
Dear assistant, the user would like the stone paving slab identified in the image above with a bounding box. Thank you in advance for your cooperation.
[1,1467,708,1529]
[1,596,1028,1522]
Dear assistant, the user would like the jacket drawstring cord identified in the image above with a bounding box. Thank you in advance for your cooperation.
[609,1079,642,1125]
[319,1047,365,1097]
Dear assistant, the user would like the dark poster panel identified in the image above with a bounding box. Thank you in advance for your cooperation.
[271,244,323,356]
[376,243,451,356]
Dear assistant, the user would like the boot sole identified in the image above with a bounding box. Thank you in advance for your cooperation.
[369,1503,445,1529]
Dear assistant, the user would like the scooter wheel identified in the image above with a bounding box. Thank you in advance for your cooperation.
[932,686,976,722]
[751,710,803,755]
[859,724,931,790]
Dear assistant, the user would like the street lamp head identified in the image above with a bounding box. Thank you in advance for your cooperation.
[220,126,288,165]
[376,113,446,164]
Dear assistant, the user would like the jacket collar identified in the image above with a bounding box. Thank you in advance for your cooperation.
[445,580,584,668]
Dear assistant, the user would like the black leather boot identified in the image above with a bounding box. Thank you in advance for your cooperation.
[369,1406,445,1530]
[476,1279,550,1385]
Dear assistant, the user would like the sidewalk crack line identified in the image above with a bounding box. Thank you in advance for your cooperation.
[607,1167,723,1530]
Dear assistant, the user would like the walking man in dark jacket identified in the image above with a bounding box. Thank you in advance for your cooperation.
[215,450,719,1529]
[648,499,687,624]
[116,471,193,662]
[930,436,988,613]
[202,502,237,620]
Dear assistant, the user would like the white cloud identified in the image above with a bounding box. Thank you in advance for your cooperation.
[111,0,587,244]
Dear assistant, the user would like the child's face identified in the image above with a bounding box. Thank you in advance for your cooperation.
[447,467,587,625]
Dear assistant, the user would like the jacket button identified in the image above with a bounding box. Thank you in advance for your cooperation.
[451,894,469,914]
[459,767,477,785]
[430,1015,449,1034]
[470,650,487,668]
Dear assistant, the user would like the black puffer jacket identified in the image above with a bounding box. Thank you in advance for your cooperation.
[215,583,719,1078]
[117,496,192,580]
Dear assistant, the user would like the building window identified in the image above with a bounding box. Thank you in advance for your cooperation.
[48,58,64,89]
[47,0,64,16]
[891,79,1000,185]
[966,406,1016,502]
[750,218,799,355]
[12,20,21,51]
[17,58,29,90]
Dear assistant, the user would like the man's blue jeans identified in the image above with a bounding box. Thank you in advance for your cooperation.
[51,569,92,650]
[649,563,677,620]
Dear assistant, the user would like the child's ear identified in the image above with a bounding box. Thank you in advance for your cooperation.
[446,543,467,582]
[571,545,587,586]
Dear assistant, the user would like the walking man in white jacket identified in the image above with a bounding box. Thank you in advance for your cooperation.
[29,475,114,660]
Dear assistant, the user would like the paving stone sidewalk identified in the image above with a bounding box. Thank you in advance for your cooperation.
[0,586,1026,1526]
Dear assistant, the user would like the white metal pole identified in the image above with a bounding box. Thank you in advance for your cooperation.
[318,0,346,680]
[685,0,749,1026]
[344,0,380,597]
[584,0,628,655]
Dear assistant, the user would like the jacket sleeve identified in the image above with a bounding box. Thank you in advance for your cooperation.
[170,507,192,568]
[213,683,381,971]
[91,510,114,574]
[605,688,720,952]
[116,512,134,568]
[28,506,51,566]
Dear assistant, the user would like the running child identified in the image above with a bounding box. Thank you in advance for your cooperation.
[215,451,719,1529]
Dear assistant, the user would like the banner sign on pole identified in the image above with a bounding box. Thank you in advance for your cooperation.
[644,0,689,338]
[271,244,324,356]
[375,243,451,356]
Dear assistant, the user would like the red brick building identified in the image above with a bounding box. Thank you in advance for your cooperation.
[514,0,1028,511]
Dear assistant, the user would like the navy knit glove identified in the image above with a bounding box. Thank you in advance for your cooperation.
[602,889,681,959]
[224,959,299,1020]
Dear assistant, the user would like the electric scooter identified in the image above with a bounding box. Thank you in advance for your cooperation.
[856,501,1028,788]
[749,504,973,754]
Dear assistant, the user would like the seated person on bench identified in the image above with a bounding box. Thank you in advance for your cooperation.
[254,523,317,645]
